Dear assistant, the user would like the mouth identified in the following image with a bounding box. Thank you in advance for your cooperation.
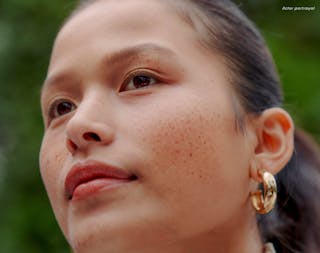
[65,160,138,201]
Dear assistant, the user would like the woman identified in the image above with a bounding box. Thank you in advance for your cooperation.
[39,0,320,252]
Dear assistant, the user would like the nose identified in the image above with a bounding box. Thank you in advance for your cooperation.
[65,102,115,155]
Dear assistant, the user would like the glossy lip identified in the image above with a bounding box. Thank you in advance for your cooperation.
[65,160,137,201]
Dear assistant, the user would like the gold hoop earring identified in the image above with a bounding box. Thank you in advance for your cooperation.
[251,169,277,214]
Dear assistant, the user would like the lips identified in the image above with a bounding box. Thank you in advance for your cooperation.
[65,160,137,200]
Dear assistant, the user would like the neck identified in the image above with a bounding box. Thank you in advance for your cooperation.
[137,209,264,253]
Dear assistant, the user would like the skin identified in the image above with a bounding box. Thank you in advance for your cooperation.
[40,0,294,252]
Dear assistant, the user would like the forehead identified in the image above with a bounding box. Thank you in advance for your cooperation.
[45,0,211,84]
[53,0,196,55]
[46,0,204,78]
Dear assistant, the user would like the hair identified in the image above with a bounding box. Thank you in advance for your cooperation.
[68,0,320,252]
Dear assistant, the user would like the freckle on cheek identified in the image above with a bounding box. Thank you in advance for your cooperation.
[55,153,64,164]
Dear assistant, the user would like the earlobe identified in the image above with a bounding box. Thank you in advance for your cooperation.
[251,108,294,176]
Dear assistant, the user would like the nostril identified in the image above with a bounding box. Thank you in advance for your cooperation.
[83,132,101,142]
[67,139,78,153]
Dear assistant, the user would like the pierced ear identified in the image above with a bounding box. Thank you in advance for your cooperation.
[250,108,294,178]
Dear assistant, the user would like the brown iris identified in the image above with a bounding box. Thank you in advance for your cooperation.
[132,75,153,88]
[55,101,75,116]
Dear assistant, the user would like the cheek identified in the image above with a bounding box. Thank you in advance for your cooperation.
[136,97,236,182]
[40,134,65,191]
[39,132,68,228]
[148,111,233,195]
[124,94,250,232]
[149,111,221,175]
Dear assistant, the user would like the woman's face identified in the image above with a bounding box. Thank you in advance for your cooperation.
[40,0,256,252]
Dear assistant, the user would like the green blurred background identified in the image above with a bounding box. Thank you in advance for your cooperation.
[0,0,319,252]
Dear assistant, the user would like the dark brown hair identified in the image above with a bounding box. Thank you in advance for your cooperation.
[70,0,320,252]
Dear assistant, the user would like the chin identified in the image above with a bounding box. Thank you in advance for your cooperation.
[66,218,150,253]
[69,231,128,253]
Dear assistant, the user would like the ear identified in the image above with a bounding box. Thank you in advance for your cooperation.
[250,108,294,181]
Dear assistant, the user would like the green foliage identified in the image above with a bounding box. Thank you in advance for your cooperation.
[240,0,320,140]
[0,1,76,252]
[0,0,319,252]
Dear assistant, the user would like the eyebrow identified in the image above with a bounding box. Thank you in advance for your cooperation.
[101,43,179,66]
[42,43,179,92]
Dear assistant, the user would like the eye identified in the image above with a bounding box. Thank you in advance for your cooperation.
[121,72,158,92]
[48,99,77,120]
